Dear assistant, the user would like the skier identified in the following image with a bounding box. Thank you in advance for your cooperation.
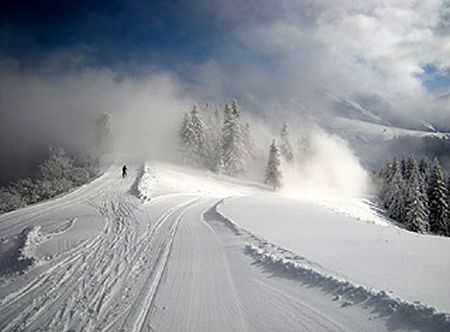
[122,165,128,178]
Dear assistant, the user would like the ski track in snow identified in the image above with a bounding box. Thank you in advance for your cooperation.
[0,163,203,331]
[0,161,448,331]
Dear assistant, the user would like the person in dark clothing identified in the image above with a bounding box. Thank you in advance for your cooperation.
[122,165,128,178]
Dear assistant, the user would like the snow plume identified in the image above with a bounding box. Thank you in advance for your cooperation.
[283,128,369,198]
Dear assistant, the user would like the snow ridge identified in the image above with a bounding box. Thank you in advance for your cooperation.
[214,200,450,332]
[135,163,157,202]
[0,226,46,277]
[20,226,46,262]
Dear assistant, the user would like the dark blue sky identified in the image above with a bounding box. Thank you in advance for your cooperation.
[0,0,222,70]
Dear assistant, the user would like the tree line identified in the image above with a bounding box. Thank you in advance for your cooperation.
[179,101,303,191]
[0,113,112,214]
[376,155,450,236]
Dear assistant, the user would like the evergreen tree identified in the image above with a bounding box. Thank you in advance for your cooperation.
[404,159,430,233]
[280,122,294,162]
[39,147,75,181]
[428,159,449,235]
[264,140,283,191]
[213,141,225,174]
[400,157,407,178]
[221,102,247,176]
[418,156,431,177]
[403,155,416,181]
[179,112,197,165]
[11,178,39,204]
[190,105,207,164]
[385,161,405,221]
[380,158,399,207]
[197,102,222,170]
[0,188,26,213]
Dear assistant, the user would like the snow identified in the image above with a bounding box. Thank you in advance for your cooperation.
[327,116,448,141]
[0,160,449,331]
[218,194,450,313]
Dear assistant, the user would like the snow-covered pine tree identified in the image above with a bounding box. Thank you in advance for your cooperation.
[190,105,208,166]
[448,175,450,209]
[179,112,197,165]
[418,156,431,177]
[385,160,405,221]
[0,188,26,213]
[379,158,399,207]
[221,102,247,176]
[400,157,407,179]
[213,141,225,174]
[280,122,294,163]
[404,158,430,233]
[428,159,449,235]
[265,140,283,191]
[197,102,222,170]
[403,155,416,181]
[36,147,76,199]
[39,147,75,181]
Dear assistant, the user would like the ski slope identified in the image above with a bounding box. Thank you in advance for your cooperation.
[0,161,449,331]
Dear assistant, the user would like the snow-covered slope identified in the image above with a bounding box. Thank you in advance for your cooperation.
[219,195,450,313]
[325,116,448,142]
[0,161,449,331]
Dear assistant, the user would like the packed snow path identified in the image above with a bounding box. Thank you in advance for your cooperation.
[0,162,448,331]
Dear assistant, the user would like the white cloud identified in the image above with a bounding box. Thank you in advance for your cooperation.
[188,0,450,124]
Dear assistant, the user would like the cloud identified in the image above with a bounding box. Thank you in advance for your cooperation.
[184,0,450,124]
[1,0,450,185]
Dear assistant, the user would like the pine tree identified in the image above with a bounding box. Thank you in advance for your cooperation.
[280,122,294,163]
[385,161,405,221]
[400,157,407,179]
[213,141,225,174]
[264,140,283,191]
[428,159,449,235]
[221,102,247,176]
[197,102,222,170]
[179,112,197,165]
[190,105,207,164]
[39,147,74,181]
[380,158,399,207]
[403,155,416,181]
[0,188,26,213]
[404,158,430,233]
[418,156,431,178]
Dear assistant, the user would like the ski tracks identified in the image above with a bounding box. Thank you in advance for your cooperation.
[0,186,203,331]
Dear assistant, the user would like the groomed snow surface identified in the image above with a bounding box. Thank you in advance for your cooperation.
[0,161,449,331]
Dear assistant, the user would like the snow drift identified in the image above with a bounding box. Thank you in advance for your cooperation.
[211,198,450,332]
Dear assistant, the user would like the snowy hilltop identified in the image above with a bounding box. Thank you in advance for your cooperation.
[0,160,449,331]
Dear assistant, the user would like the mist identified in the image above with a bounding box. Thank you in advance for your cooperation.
[0,61,193,184]
[2,0,450,195]
[282,129,369,198]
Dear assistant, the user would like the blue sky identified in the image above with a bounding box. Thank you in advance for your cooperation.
[0,0,223,69]
[1,0,450,102]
